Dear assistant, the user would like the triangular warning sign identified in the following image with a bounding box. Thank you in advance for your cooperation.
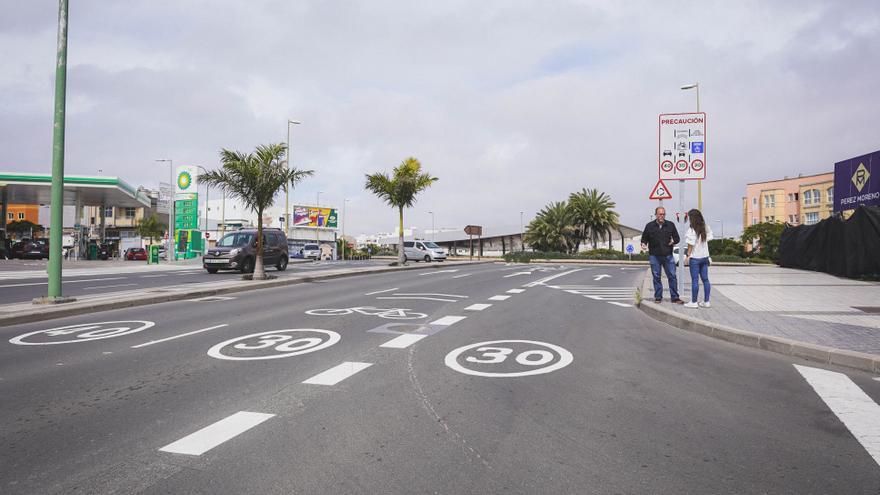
[649,179,672,200]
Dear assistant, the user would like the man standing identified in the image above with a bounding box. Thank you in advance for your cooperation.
[641,206,684,304]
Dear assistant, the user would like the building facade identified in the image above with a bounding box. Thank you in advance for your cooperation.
[742,172,835,230]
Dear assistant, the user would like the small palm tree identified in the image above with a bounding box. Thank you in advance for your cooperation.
[136,214,166,246]
[568,188,620,250]
[201,143,313,280]
[524,201,577,253]
[365,157,438,265]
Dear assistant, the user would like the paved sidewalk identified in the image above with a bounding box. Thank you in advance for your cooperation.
[639,265,880,373]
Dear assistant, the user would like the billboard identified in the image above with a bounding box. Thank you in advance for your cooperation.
[175,165,198,199]
[834,150,879,213]
[293,205,338,229]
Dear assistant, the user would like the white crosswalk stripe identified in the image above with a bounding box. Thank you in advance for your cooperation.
[559,286,635,301]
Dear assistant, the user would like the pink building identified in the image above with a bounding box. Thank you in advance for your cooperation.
[742,172,834,231]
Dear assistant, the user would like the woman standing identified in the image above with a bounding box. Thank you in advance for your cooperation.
[684,209,713,308]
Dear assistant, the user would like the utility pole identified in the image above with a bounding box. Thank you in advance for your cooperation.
[285,120,300,237]
[44,0,72,303]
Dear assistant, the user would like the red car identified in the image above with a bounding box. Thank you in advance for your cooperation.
[125,247,148,261]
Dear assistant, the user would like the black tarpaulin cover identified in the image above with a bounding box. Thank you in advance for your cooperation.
[779,205,880,279]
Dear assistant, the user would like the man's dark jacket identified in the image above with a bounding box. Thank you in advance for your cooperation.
[641,220,680,257]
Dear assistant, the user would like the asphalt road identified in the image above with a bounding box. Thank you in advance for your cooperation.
[0,259,390,304]
[1,263,878,494]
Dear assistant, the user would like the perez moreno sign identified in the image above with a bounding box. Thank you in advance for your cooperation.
[834,150,879,213]
[659,113,706,181]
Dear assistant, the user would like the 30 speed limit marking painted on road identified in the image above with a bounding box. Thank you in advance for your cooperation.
[9,321,155,345]
[444,340,573,377]
[207,329,340,361]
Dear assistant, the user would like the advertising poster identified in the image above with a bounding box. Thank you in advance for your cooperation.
[293,205,338,229]
[834,150,879,213]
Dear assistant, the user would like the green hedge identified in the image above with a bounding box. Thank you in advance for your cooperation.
[503,250,775,264]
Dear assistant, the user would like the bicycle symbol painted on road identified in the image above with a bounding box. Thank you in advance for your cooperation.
[305,307,428,320]
[445,340,573,377]
[207,328,340,361]
[9,321,155,345]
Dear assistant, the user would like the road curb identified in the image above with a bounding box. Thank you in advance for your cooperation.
[0,261,492,327]
[636,269,880,374]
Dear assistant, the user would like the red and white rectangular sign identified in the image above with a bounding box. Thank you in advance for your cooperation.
[659,112,706,181]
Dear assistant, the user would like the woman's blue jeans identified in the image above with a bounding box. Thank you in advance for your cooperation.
[689,256,711,303]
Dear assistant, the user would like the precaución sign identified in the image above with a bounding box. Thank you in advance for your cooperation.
[659,112,706,181]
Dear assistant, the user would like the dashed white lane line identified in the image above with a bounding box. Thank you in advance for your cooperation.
[365,287,398,296]
[488,295,511,301]
[607,302,633,308]
[159,411,275,456]
[140,274,169,278]
[465,303,492,311]
[380,334,428,349]
[506,289,525,294]
[795,364,880,466]
[452,273,472,278]
[303,362,373,385]
[131,324,229,349]
[430,316,467,326]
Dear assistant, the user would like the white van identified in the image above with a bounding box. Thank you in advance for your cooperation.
[403,241,447,262]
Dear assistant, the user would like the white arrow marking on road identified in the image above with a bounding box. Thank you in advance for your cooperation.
[594,274,611,281]
[795,364,880,466]
[503,272,533,278]
[159,411,275,456]
[419,270,459,276]
[524,269,584,287]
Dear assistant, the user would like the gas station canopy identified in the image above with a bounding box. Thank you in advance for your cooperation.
[0,172,151,208]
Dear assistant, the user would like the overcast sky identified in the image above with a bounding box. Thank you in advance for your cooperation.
[2,0,878,237]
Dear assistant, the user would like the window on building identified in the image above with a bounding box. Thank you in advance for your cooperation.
[124,207,136,219]
[752,218,758,225]
[811,189,821,203]
[18,212,25,220]
[752,197,757,206]
[827,187,833,203]
[803,190,812,205]
[794,192,798,201]
[805,212,820,225]
[104,207,113,217]
[6,213,12,220]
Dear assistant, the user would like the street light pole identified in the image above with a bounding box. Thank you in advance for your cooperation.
[156,159,175,262]
[195,165,209,233]
[285,120,301,237]
[714,219,724,238]
[520,211,524,251]
[428,211,434,241]
[315,190,322,252]
[342,198,349,261]
[681,82,701,211]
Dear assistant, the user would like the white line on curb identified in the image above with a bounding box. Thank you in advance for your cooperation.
[303,362,373,385]
[159,411,275,456]
[430,316,467,326]
[131,324,229,349]
[488,295,510,301]
[465,304,492,311]
[794,364,880,467]
[380,334,428,349]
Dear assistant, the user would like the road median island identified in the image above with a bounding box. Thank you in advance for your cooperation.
[636,269,880,374]
[0,261,492,327]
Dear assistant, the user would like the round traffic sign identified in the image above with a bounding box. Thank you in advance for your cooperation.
[691,159,704,171]
[675,160,689,172]
[660,160,673,172]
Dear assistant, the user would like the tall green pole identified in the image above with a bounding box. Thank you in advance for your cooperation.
[47,0,69,300]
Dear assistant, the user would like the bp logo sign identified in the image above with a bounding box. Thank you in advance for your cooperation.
[177,170,193,191]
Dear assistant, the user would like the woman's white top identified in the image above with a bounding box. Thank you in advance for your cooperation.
[685,225,713,259]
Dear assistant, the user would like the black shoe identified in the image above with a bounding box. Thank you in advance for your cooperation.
[671,299,685,305]
[654,298,662,303]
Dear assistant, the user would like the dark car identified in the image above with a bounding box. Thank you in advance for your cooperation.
[202,228,289,274]
[21,239,49,260]
[125,247,148,261]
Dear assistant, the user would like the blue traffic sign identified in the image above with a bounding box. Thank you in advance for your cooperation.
[625,244,634,254]
[691,142,704,153]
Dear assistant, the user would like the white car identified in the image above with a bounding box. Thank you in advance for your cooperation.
[404,241,447,262]
[301,244,320,260]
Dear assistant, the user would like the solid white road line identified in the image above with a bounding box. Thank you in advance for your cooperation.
[506,289,526,294]
[159,411,275,456]
[380,334,428,349]
[503,272,533,278]
[365,287,398,296]
[607,302,633,307]
[0,276,128,289]
[392,293,467,298]
[419,270,459,276]
[795,364,880,466]
[377,296,457,302]
[524,269,583,287]
[303,362,373,385]
[465,303,492,311]
[488,295,511,301]
[140,274,169,278]
[452,273,472,278]
[84,283,138,290]
[131,324,229,348]
[430,316,467,326]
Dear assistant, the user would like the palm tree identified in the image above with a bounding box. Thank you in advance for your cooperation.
[364,157,438,265]
[136,213,166,246]
[200,143,313,280]
[523,201,577,253]
[568,188,620,250]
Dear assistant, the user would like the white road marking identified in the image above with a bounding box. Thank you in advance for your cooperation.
[488,295,511,301]
[190,296,236,302]
[874,377,880,382]
[0,276,127,289]
[159,411,275,456]
[430,316,467,326]
[445,340,574,378]
[506,289,526,294]
[586,295,632,301]
[11,321,155,346]
[131,324,229,348]
[452,273,472,278]
[380,334,428,349]
[84,283,138,290]
[794,364,880,466]
[465,303,492,311]
[524,269,584,287]
[377,296,458,302]
[419,270,459,276]
[140,274,169,278]
[392,293,467,298]
[365,288,399,296]
[607,302,633,307]
[303,362,373,385]
[503,272,533,278]
[594,274,611,281]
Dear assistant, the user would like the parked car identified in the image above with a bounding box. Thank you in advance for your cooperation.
[19,239,50,260]
[125,247,148,261]
[403,241,447,262]
[202,228,289,273]
[301,243,320,260]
